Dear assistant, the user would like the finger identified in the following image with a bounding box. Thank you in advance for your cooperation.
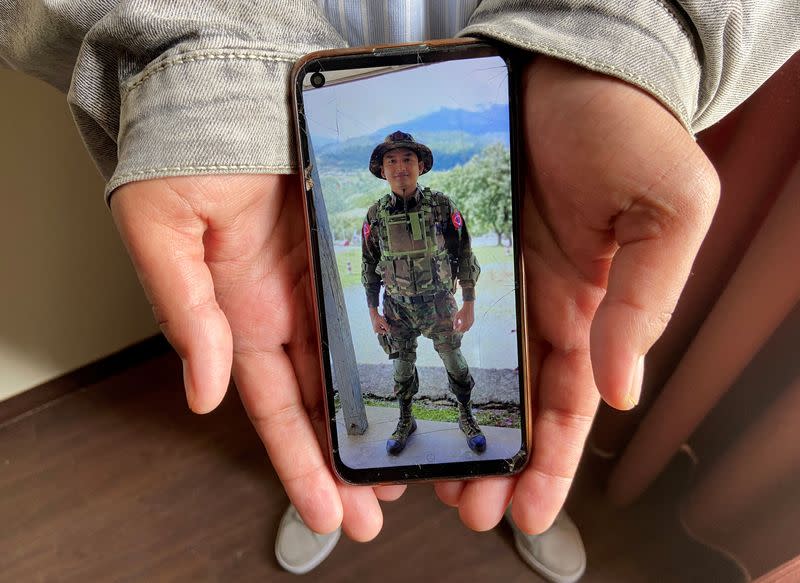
[374,484,407,502]
[434,481,465,507]
[286,281,385,542]
[453,317,465,333]
[285,278,335,462]
[234,347,343,535]
[339,484,383,542]
[590,152,719,409]
[511,347,599,533]
[457,476,515,531]
[110,182,232,413]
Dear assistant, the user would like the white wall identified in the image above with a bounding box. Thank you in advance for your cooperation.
[0,70,159,401]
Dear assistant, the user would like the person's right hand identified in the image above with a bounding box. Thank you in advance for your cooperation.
[370,308,390,333]
[453,300,475,333]
[110,174,403,541]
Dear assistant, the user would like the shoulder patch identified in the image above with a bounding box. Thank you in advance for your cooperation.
[363,221,372,240]
[451,210,463,230]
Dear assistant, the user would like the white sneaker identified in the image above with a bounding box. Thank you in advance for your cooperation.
[505,509,587,583]
[275,504,342,575]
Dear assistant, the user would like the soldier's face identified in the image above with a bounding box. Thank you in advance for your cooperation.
[381,148,424,196]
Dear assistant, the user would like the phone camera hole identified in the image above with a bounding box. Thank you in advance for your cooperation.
[310,72,326,88]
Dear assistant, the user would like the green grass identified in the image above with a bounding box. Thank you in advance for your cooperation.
[364,398,520,429]
[334,394,520,428]
[335,247,364,288]
[473,245,514,266]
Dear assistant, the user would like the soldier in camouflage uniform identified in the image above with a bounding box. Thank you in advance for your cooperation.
[361,131,486,455]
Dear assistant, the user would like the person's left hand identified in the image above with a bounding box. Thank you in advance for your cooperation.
[434,57,719,534]
[453,300,475,333]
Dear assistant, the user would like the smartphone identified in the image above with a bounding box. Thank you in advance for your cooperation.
[292,38,530,484]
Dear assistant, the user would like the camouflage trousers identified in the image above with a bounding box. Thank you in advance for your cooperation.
[377,292,474,402]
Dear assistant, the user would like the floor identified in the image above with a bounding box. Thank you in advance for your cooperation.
[0,349,743,582]
[336,405,522,468]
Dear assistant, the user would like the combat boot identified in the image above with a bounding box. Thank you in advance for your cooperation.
[457,400,487,453]
[386,398,417,455]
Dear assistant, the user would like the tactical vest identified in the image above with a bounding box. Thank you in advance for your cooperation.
[375,188,454,297]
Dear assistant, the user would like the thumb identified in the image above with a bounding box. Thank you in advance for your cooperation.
[110,179,233,413]
[590,148,719,410]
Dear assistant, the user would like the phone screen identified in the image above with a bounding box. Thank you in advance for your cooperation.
[294,42,528,483]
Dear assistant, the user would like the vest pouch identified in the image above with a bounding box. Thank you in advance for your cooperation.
[393,258,413,293]
[414,256,434,291]
[378,259,396,288]
[387,216,426,253]
[435,255,453,284]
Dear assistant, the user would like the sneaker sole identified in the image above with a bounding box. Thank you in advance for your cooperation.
[512,530,586,583]
[275,527,342,575]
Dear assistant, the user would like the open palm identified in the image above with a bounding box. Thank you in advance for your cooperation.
[111,174,402,541]
[435,57,720,533]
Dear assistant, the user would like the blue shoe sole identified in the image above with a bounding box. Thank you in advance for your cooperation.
[468,435,487,453]
[386,419,417,455]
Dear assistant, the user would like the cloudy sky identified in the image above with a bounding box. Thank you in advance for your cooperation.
[302,55,509,142]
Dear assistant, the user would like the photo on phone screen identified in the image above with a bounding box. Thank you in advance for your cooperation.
[295,45,527,483]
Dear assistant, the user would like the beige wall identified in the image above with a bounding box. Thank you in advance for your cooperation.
[0,70,158,401]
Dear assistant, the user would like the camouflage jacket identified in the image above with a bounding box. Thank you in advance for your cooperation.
[361,186,480,308]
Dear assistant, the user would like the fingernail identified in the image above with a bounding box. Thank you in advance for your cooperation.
[627,355,645,409]
[182,358,196,410]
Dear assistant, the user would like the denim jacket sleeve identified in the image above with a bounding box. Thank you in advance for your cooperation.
[0,0,346,199]
[461,0,799,133]
[1,1,798,199]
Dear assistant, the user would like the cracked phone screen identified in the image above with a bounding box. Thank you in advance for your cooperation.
[300,52,524,477]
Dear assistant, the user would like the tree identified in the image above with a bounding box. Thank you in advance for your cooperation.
[444,143,512,246]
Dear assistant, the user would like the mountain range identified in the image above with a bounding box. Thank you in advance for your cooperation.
[311,103,510,172]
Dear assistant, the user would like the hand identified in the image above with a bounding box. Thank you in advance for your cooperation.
[435,57,719,533]
[453,300,475,333]
[110,174,403,541]
[369,308,390,333]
